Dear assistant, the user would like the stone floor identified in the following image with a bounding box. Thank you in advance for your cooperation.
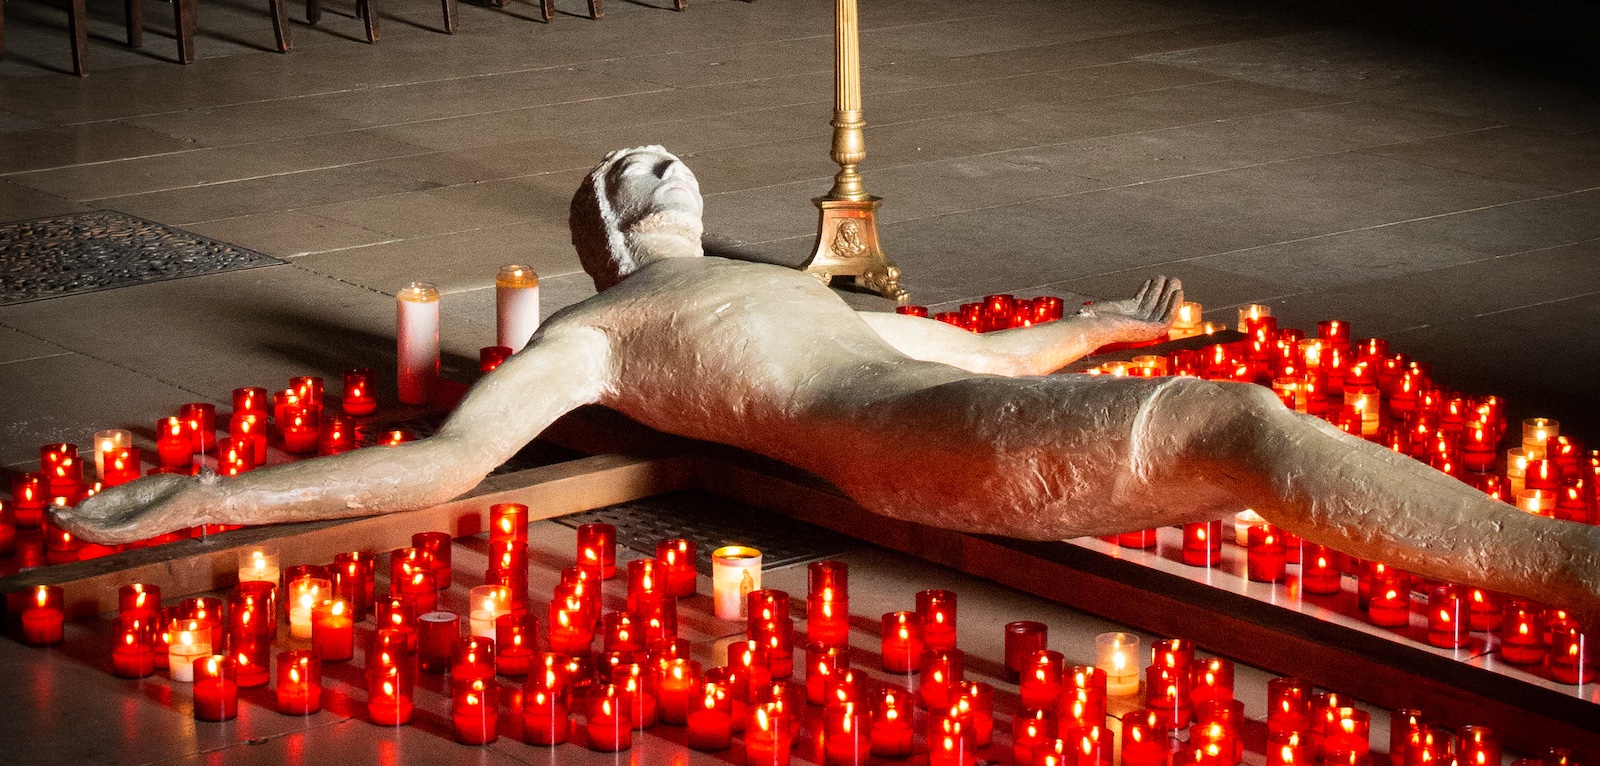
[2,0,1600,462]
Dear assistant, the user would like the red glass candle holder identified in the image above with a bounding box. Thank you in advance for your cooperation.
[229,412,268,466]
[1190,657,1234,703]
[276,650,322,715]
[617,662,657,730]
[367,627,415,725]
[232,386,268,416]
[178,403,217,455]
[40,443,83,499]
[805,643,848,705]
[626,558,663,614]
[1004,620,1048,682]
[478,345,513,372]
[20,584,65,646]
[1458,725,1501,766]
[332,551,375,618]
[1123,708,1171,766]
[496,610,537,676]
[823,701,869,766]
[1425,585,1469,649]
[418,610,460,673]
[310,599,354,661]
[869,686,915,758]
[410,531,452,589]
[1499,599,1547,665]
[687,679,734,751]
[656,538,697,597]
[1548,619,1595,684]
[1267,677,1312,734]
[10,473,46,527]
[453,635,497,684]
[880,611,923,673]
[1323,709,1371,765]
[488,502,529,543]
[1019,649,1064,710]
[807,592,850,648]
[1466,588,1502,632]
[919,649,964,710]
[1181,519,1223,567]
[1366,572,1411,628]
[927,707,977,766]
[339,367,377,416]
[119,583,162,617]
[655,657,702,724]
[112,613,158,678]
[549,595,594,656]
[1012,708,1056,765]
[453,677,499,745]
[193,655,238,722]
[1389,708,1426,765]
[230,632,271,687]
[576,523,617,579]
[523,682,570,746]
[585,683,632,752]
[916,589,958,651]
[1300,544,1344,595]
[101,446,142,487]
[375,597,418,649]
[602,610,644,654]
[1247,524,1287,582]
[315,415,357,456]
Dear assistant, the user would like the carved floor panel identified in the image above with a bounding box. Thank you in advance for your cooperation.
[0,210,282,305]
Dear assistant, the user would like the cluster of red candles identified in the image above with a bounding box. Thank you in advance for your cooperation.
[896,293,1068,333]
[1049,308,1600,686]
[0,370,417,572]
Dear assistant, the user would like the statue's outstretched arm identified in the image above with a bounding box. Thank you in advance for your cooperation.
[858,277,1182,376]
[53,326,613,545]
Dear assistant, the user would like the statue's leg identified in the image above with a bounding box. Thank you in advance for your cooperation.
[1149,378,1600,617]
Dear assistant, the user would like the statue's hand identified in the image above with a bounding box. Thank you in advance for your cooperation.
[51,472,215,545]
[1079,276,1183,343]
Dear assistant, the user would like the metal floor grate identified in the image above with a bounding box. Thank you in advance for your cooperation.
[0,210,282,305]
[555,490,860,573]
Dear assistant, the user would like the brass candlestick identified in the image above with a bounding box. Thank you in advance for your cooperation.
[803,0,908,303]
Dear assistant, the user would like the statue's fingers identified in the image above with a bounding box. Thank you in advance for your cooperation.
[1159,287,1182,323]
[1142,276,1170,316]
[1133,279,1153,307]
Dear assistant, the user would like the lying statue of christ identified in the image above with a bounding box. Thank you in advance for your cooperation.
[57,145,1600,618]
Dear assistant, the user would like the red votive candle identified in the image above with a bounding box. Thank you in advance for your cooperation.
[616,663,658,731]
[687,679,734,751]
[489,502,529,543]
[478,345,513,372]
[916,589,958,651]
[374,597,418,651]
[1389,708,1426,765]
[1323,709,1371,765]
[1458,725,1501,766]
[1466,588,1502,631]
[1121,708,1170,766]
[825,667,864,711]
[40,443,83,499]
[1548,619,1595,684]
[1020,649,1064,710]
[1247,524,1287,582]
[232,386,268,415]
[1499,599,1546,665]
[548,595,593,656]
[869,686,915,758]
[276,650,322,715]
[1147,639,1195,729]
[880,611,923,673]
[101,446,142,487]
[119,583,161,617]
[602,610,644,654]
[1012,708,1056,765]
[496,610,537,676]
[626,558,664,615]
[1004,620,1048,682]
[1426,585,1469,648]
[20,585,65,646]
[453,677,499,744]
[1190,657,1234,704]
[585,683,632,751]
[1062,665,1107,728]
[154,416,191,469]
[332,551,375,618]
[823,701,869,766]
[340,368,377,416]
[418,610,460,673]
[576,523,617,579]
[280,411,318,455]
[11,473,46,527]
[919,649,964,710]
[312,599,355,662]
[1267,677,1312,734]
[230,412,268,466]
[315,415,356,456]
[1269,731,1313,766]
[230,632,271,687]
[178,403,216,455]
[656,657,702,724]
[657,538,698,597]
[1367,572,1412,628]
[1300,544,1344,595]
[367,627,415,725]
[112,613,157,678]
[957,681,994,746]
[928,707,977,766]
[396,569,437,613]
[1181,519,1223,567]
[806,643,848,705]
[193,655,238,721]
[523,681,570,746]
[410,531,452,589]
[896,305,930,317]
[453,635,497,684]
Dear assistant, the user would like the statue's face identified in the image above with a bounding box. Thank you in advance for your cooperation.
[602,146,703,227]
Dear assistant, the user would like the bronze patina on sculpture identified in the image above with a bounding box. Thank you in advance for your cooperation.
[57,146,1600,620]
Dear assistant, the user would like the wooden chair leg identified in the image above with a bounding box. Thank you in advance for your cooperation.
[587,0,601,19]
[268,0,290,50]
[173,0,196,63]
[539,0,552,22]
[673,0,684,10]
[357,0,377,43]
[68,0,88,75]
[305,0,320,26]
[124,0,143,48]
[1,0,8,62]
[439,0,455,34]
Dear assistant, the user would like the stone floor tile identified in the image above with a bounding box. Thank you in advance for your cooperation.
[0,180,93,222]
[0,121,195,175]
[1184,225,1502,293]
[183,211,400,258]
[0,325,70,366]
[304,169,585,239]
[94,164,446,225]
[1360,125,1600,193]
[292,218,583,295]
[0,351,206,464]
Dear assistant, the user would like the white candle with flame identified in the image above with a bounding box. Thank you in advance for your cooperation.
[496,265,540,353]
[396,282,440,405]
[711,546,762,620]
[1095,632,1141,696]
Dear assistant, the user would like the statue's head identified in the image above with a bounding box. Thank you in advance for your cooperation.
[571,145,705,291]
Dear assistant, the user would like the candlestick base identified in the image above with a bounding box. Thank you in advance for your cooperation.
[804,197,907,304]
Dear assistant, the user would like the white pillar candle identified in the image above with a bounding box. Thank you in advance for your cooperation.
[238,547,280,585]
[396,282,441,405]
[168,622,212,683]
[1095,632,1141,696]
[496,265,540,353]
[468,585,510,639]
[711,546,762,621]
[94,429,132,480]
